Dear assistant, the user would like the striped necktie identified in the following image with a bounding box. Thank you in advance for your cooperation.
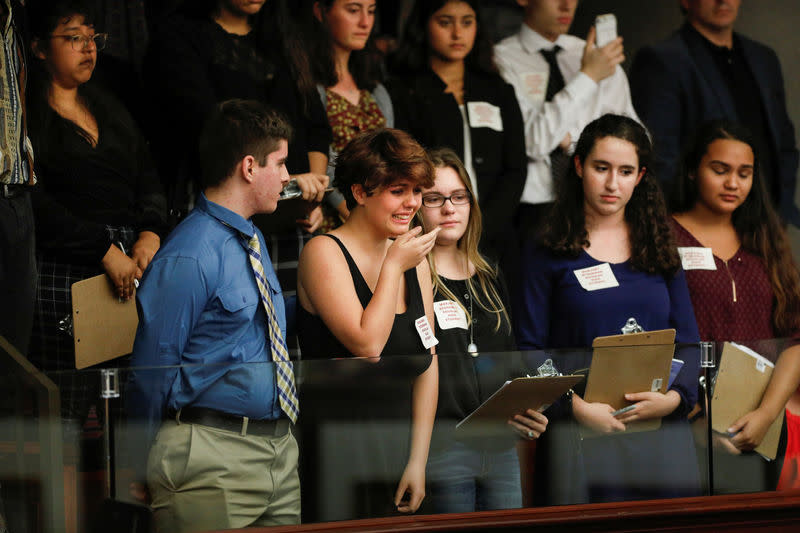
[245,233,299,423]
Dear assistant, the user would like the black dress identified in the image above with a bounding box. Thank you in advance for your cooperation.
[297,234,432,522]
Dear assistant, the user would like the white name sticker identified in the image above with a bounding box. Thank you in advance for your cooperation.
[522,71,548,104]
[467,101,503,132]
[573,263,619,291]
[677,247,717,270]
[415,316,439,349]
[434,300,469,330]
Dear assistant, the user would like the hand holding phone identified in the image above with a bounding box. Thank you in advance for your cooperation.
[581,14,624,83]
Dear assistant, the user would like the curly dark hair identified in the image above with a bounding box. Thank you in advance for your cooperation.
[306,0,384,90]
[542,114,680,278]
[391,0,496,76]
[671,120,800,336]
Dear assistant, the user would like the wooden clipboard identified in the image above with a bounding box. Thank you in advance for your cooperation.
[71,274,139,369]
[711,342,783,460]
[582,329,676,436]
[456,375,583,437]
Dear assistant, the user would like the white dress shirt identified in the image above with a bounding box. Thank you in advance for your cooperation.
[494,24,639,205]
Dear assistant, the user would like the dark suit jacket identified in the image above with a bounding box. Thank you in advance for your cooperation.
[388,67,527,254]
[630,24,799,224]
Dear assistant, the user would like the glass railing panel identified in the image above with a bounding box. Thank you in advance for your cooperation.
[6,340,762,531]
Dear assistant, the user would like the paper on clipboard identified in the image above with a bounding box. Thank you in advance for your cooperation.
[582,329,676,436]
[711,342,783,460]
[456,374,583,437]
[72,274,139,369]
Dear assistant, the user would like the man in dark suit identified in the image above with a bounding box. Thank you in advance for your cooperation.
[630,0,800,225]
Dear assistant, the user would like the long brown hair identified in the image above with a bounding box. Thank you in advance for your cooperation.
[542,114,681,278]
[672,120,800,336]
[420,148,511,332]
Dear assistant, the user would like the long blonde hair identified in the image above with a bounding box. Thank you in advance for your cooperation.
[421,148,511,332]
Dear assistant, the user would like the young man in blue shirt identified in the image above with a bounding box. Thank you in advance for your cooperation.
[129,99,299,531]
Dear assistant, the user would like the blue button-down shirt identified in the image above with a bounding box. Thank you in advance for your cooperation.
[128,194,286,440]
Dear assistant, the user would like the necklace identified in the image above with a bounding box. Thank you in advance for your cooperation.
[466,289,478,357]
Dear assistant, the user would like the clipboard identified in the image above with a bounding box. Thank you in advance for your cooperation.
[711,342,783,460]
[456,375,583,437]
[582,329,676,436]
[71,274,139,369]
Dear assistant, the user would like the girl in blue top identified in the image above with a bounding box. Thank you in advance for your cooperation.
[516,114,701,504]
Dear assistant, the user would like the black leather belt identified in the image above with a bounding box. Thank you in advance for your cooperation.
[168,406,290,437]
[2,184,29,199]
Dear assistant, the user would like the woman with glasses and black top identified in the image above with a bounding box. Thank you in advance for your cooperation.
[26,0,167,404]
[418,148,546,513]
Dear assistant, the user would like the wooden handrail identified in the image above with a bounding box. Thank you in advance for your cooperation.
[208,490,800,532]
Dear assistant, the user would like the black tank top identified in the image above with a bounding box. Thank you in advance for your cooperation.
[298,234,430,360]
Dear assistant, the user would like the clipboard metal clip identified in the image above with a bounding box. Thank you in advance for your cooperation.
[536,359,561,377]
[58,314,74,337]
[620,317,643,334]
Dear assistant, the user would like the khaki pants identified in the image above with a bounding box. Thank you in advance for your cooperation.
[147,420,300,532]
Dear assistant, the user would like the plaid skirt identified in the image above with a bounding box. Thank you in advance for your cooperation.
[28,226,136,419]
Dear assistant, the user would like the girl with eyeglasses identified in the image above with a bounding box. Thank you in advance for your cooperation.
[418,148,546,513]
[516,114,701,504]
[389,0,526,273]
[26,0,167,399]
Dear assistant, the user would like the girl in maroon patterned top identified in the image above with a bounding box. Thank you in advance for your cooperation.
[671,120,800,490]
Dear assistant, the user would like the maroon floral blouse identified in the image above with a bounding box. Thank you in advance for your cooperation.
[326,89,386,152]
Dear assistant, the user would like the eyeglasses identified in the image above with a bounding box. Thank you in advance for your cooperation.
[50,33,109,51]
[421,190,472,208]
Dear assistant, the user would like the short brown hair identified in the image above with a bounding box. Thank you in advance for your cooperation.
[198,99,293,189]
[334,128,435,210]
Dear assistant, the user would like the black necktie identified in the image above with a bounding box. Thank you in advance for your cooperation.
[540,46,570,182]
[540,46,565,102]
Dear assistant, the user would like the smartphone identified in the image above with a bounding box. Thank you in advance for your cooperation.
[595,13,617,47]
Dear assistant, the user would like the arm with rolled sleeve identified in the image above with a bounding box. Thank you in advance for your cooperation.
[667,268,702,417]
[127,255,209,442]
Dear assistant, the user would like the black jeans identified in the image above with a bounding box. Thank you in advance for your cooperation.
[0,190,36,357]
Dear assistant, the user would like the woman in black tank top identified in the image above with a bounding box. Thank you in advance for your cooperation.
[297,129,439,519]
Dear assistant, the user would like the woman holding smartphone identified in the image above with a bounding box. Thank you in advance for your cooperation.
[671,120,800,491]
[516,114,701,504]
